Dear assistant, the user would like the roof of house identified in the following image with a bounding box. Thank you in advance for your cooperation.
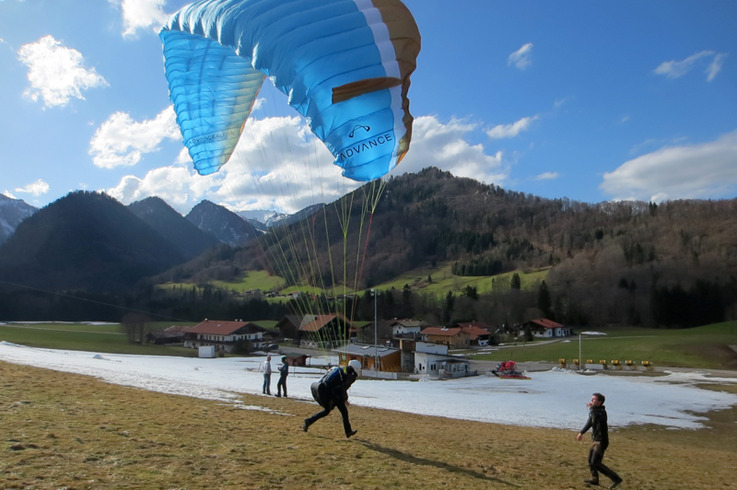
[299,314,337,332]
[528,318,565,329]
[457,322,491,340]
[389,319,427,328]
[334,343,400,358]
[187,320,264,336]
[276,314,302,328]
[420,326,464,337]
[298,314,357,333]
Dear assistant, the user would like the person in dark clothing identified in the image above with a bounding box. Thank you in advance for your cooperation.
[303,359,361,438]
[577,392,623,489]
[276,355,289,397]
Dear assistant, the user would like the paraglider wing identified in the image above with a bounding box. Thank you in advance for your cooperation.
[160,0,420,181]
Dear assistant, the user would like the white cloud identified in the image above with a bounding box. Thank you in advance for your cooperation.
[14,179,50,196]
[535,172,559,181]
[109,0,170,38]
[508,43,533,70]
[486,115,539,140]
[107,114,511,214]
[395,116,508,186]
[600,130,737,202]
[17,35,108,108]
[89,107,180,169]
[106,165,212,212]
[654,50,728,82]
[706,53,728,82]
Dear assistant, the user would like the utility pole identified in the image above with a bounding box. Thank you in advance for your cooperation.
[372,289,379,371]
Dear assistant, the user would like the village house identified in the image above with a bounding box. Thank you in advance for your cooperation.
[275,314,302,340]
[413,342,473,378]
[389,318,427,338]
[333,343,402,372]
[183,319,268,353]
[457,321,493,346]
[420,326,471,348]
[524,318,572,338]
[298,313,357,349]
[147,325,188,345]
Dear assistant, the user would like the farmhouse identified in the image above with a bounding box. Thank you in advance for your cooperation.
[389,318,427,338]
[298,314,357,349]
[183,319,268,353]
[457,321,493,346]
[147,325,187,345]
[275,314,302,339]
[420,326,471,348]
[524,318,572,338]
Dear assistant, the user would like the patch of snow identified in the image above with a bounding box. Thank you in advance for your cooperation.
[1,342,735,430]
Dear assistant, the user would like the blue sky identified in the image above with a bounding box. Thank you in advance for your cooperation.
[1,0,735,215]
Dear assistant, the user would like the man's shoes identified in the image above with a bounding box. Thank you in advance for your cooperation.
[275,393,281,397]
[346,429,358,438]
[583,479,600,486]
[302,420,309,432]
[609,478,623,489]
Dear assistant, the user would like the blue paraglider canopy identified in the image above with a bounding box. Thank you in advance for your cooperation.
[160,0,421,181]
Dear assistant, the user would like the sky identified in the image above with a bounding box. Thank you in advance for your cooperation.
[2,339,737,430]
[1,0,736,215]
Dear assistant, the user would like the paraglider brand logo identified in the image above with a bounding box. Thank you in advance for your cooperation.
[349,125,371,138]
[338,130,394,161]
[188,128,240,146]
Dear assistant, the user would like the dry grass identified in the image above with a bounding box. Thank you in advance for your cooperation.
[2,362,736,489]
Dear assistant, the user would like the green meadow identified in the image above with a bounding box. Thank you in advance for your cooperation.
[473,322,737,370]
[182,262,550,300]
[2,321,736,371]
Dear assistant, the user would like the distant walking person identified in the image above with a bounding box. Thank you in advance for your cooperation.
[276,355,289,397]
[303,360,361,438]
[576,392,623,489]
[261,355,272,395]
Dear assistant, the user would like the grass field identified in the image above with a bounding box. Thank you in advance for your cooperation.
[2,361,736,489]
[177,262,550,300]
[0,322,196,356]
[2,321,737,488]
[474,322,737,371]
[3,321,736,370]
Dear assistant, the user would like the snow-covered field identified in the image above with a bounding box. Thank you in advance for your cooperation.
[2,341,736,431]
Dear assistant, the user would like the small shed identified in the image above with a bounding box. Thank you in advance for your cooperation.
[198,345,215,358]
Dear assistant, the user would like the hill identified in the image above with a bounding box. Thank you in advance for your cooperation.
[185,199,259,246]
[129,196,221,258]
[0,194,37,246]
[0,191,188,292]
[167,168,737,327]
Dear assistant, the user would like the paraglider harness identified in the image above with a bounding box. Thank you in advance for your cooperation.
[310,366,357,410]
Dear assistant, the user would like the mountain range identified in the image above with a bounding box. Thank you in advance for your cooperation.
[1,169,736,328]
[0,192,260,291]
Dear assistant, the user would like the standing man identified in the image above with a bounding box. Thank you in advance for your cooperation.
[303,360,361,438]
[261,355,272,395]
[276,355,289,397]
[576,392,623,489]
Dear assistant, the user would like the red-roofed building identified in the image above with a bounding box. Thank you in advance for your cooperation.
[420,326,471,348]
[183,320,268,353]
[524,318,572,338]
[298,314,357,349]
[457,321,493,346]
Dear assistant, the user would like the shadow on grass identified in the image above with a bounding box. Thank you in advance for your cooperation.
[357,438,519,487]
